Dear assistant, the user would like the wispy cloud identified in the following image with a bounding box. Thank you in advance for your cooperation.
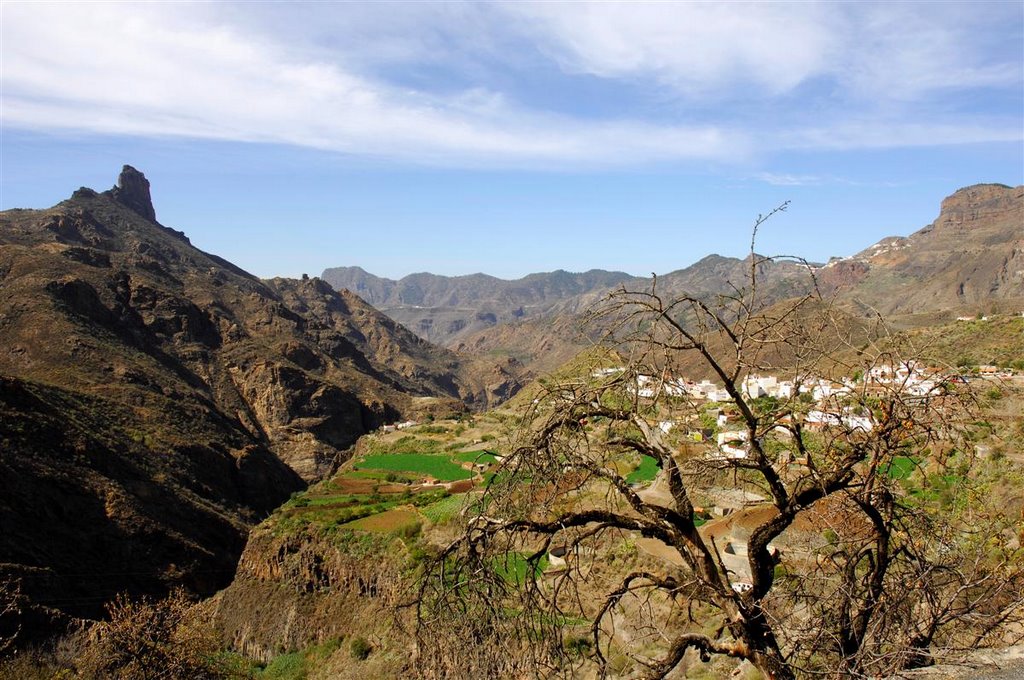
[504,3,838,97]
[754,173,826,187]
[1,2,1019,168]
[503,2,1022,101]
[0,3,747,167]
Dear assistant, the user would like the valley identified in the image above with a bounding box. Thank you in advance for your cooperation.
[1,172,1022,679]
[3,3,1021,677]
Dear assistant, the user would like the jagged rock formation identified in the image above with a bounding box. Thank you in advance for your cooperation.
[107,165,157,222]
[0,168,521,626]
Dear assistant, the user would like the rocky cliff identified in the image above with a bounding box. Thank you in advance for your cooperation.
[821,183,1024,316]
[210,524,413,674]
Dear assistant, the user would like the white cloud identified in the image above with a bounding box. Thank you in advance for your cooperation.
[0,3,746,166]
[502,1,1022,102]
[504,2,838,96]
[755,173,825,187]
[835,3,1023,100]
[0,2,1019,168]
[780,120,1024,152]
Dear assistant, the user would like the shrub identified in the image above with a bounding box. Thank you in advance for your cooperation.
[349,636,372,660]
[564,635,592,657]
[72,589,229,679]
[397,521,423,541]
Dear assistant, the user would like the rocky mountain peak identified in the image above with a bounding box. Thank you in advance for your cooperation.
[108,164,157,222]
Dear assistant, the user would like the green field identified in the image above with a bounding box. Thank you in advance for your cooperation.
[453,450,499,464]
[626,455,660,484]
[345,508,421,533]
[493,552,550,584]
[356,453,473,481]
[419,493,467,524]
[885,455,918,480]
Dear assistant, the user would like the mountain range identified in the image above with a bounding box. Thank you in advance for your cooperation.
[324,183,1023,373]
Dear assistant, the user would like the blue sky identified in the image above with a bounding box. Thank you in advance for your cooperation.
[2,1,1022,280]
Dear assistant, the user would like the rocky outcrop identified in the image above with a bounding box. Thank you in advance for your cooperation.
[934,183,1022,244]
[107,165,156,222]
[828,183,1024,316]
[229,361,381,480]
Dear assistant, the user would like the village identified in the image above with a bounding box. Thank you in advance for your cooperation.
[594,360,1016,461]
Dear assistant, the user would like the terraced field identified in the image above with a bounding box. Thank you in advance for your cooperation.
[277,414,669,547]
[273,418,508,536]
[355,453,474,481]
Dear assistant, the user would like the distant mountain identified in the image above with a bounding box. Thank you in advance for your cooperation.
[819,183,1024,317]
[325,255,817,375]
[0,167,520,626]
[325,183,1022,373]
[321,266,645,346]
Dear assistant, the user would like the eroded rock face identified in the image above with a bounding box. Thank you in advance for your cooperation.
[230,362,377,480]
[212,526,410,665]
[935,183,1022,240]
[835,183,1024,315]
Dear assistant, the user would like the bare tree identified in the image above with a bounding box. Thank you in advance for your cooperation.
[417,207,1024,679]
[72,589,228,680]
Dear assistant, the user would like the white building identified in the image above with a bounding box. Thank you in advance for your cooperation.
[805,409,873,432]
[716,430,749,458]
[743,374,779,399]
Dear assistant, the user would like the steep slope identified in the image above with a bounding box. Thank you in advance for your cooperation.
[0,167,518,626]
[267,276,522,409]
[822,183,1024,316]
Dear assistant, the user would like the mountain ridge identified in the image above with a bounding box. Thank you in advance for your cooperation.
[323,183,1023,370]
[0,167,521,628]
